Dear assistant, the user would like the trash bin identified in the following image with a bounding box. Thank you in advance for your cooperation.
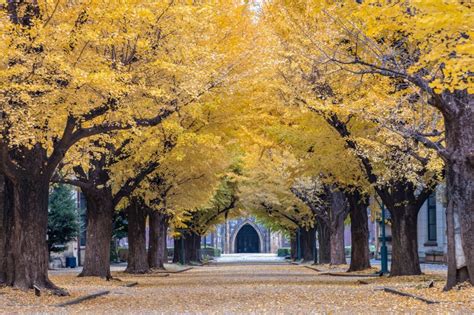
[65,256,77,268]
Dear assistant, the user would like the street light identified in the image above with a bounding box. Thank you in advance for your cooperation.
[296,228,302,261]
[380,203,388,274]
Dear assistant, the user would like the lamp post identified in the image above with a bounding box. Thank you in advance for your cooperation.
[296,228,302,261]
[380,203,388,274]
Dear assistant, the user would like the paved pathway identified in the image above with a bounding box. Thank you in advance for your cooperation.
[214,253,287,264]
[2,263,473,313]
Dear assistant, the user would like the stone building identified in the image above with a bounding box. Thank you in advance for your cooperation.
[200,217,289,254]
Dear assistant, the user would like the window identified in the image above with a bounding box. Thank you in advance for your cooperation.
[427,193,437,242]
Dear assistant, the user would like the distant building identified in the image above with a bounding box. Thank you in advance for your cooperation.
[176,217,290,254]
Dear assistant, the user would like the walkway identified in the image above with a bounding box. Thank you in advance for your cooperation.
[214,253,287,264]
[2,263,472,313]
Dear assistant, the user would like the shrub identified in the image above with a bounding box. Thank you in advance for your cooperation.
[277,247,291,257]
[200,247,221,258]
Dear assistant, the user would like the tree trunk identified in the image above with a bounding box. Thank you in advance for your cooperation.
[330,219,346,265]
[173,236,190,264]
[0,174,11,284]
[346,191,371,272]
[389,205,421,276]
[300,227,316,263]
[290,234,297,260]
[148,211,168,270]
[443,98,474,288]
[173,238,179,263]
[375,180,431,276]
[329,191,348,265]
[184,232,201,263]
[79,189,114,278]
[1,175,66,293]
[317,221,331,264]
[125,200,149,274]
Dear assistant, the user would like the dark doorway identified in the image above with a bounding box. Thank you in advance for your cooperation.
[235,224,260,253]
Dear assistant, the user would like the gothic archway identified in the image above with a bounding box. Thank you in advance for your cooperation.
[231,221,264,253]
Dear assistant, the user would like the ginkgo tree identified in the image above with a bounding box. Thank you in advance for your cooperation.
[0,0,256,292]
[172,172,240,264]
[261,2,447,277]
[262,0,472,288]
[0,0,176,293]
[239,147,321,263]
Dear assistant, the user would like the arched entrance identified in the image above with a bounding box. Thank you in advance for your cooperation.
[235,224,260,253]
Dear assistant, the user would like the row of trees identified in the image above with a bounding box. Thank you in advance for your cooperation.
[0,0,257,294]
[250,0,472,289]
[0,0,471,295]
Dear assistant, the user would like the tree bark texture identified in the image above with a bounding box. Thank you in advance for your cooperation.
[173,231,201,264]
[443,94,474,288]
[329,191,348,265]
[0,174,66,293]
[125,199,149,274]
[79,188,114,278]
[378,182,428,276]
[317,221,331,264]
[389,205,421,276]
[148,211,168,270]
[186,232,201,263]
[0,174,11,284]
[173,236,190,264]
[300,227,317,263]
[346,191,371,272]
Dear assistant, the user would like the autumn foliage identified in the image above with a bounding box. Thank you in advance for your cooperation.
[0,0,472,295]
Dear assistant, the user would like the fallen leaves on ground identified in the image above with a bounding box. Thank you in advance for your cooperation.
[0,264,472,314]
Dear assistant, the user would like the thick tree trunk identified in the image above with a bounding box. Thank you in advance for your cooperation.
[317,221,331,264]
[125,200,149,274]
[0,174,11,284]
[443,98,474,288]
[300,227,316,263]
[329,191,348,265]
[389,205,421,276]
[184,232,201,263]
[173,238,179,263]
[1,175,66,293]
[173,237,190,264]
[148,211,168,270]
[174,232,201,264]
[79,189,114,278]
[376,180,430,276]
[330,219,346,265]
[346,191,371,272]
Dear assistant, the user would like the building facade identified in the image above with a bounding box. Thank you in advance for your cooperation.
[200,217,289,254]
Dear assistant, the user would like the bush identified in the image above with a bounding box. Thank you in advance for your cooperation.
[277,247,291,257]
[117,247,128,262]
[200,247,221,258]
